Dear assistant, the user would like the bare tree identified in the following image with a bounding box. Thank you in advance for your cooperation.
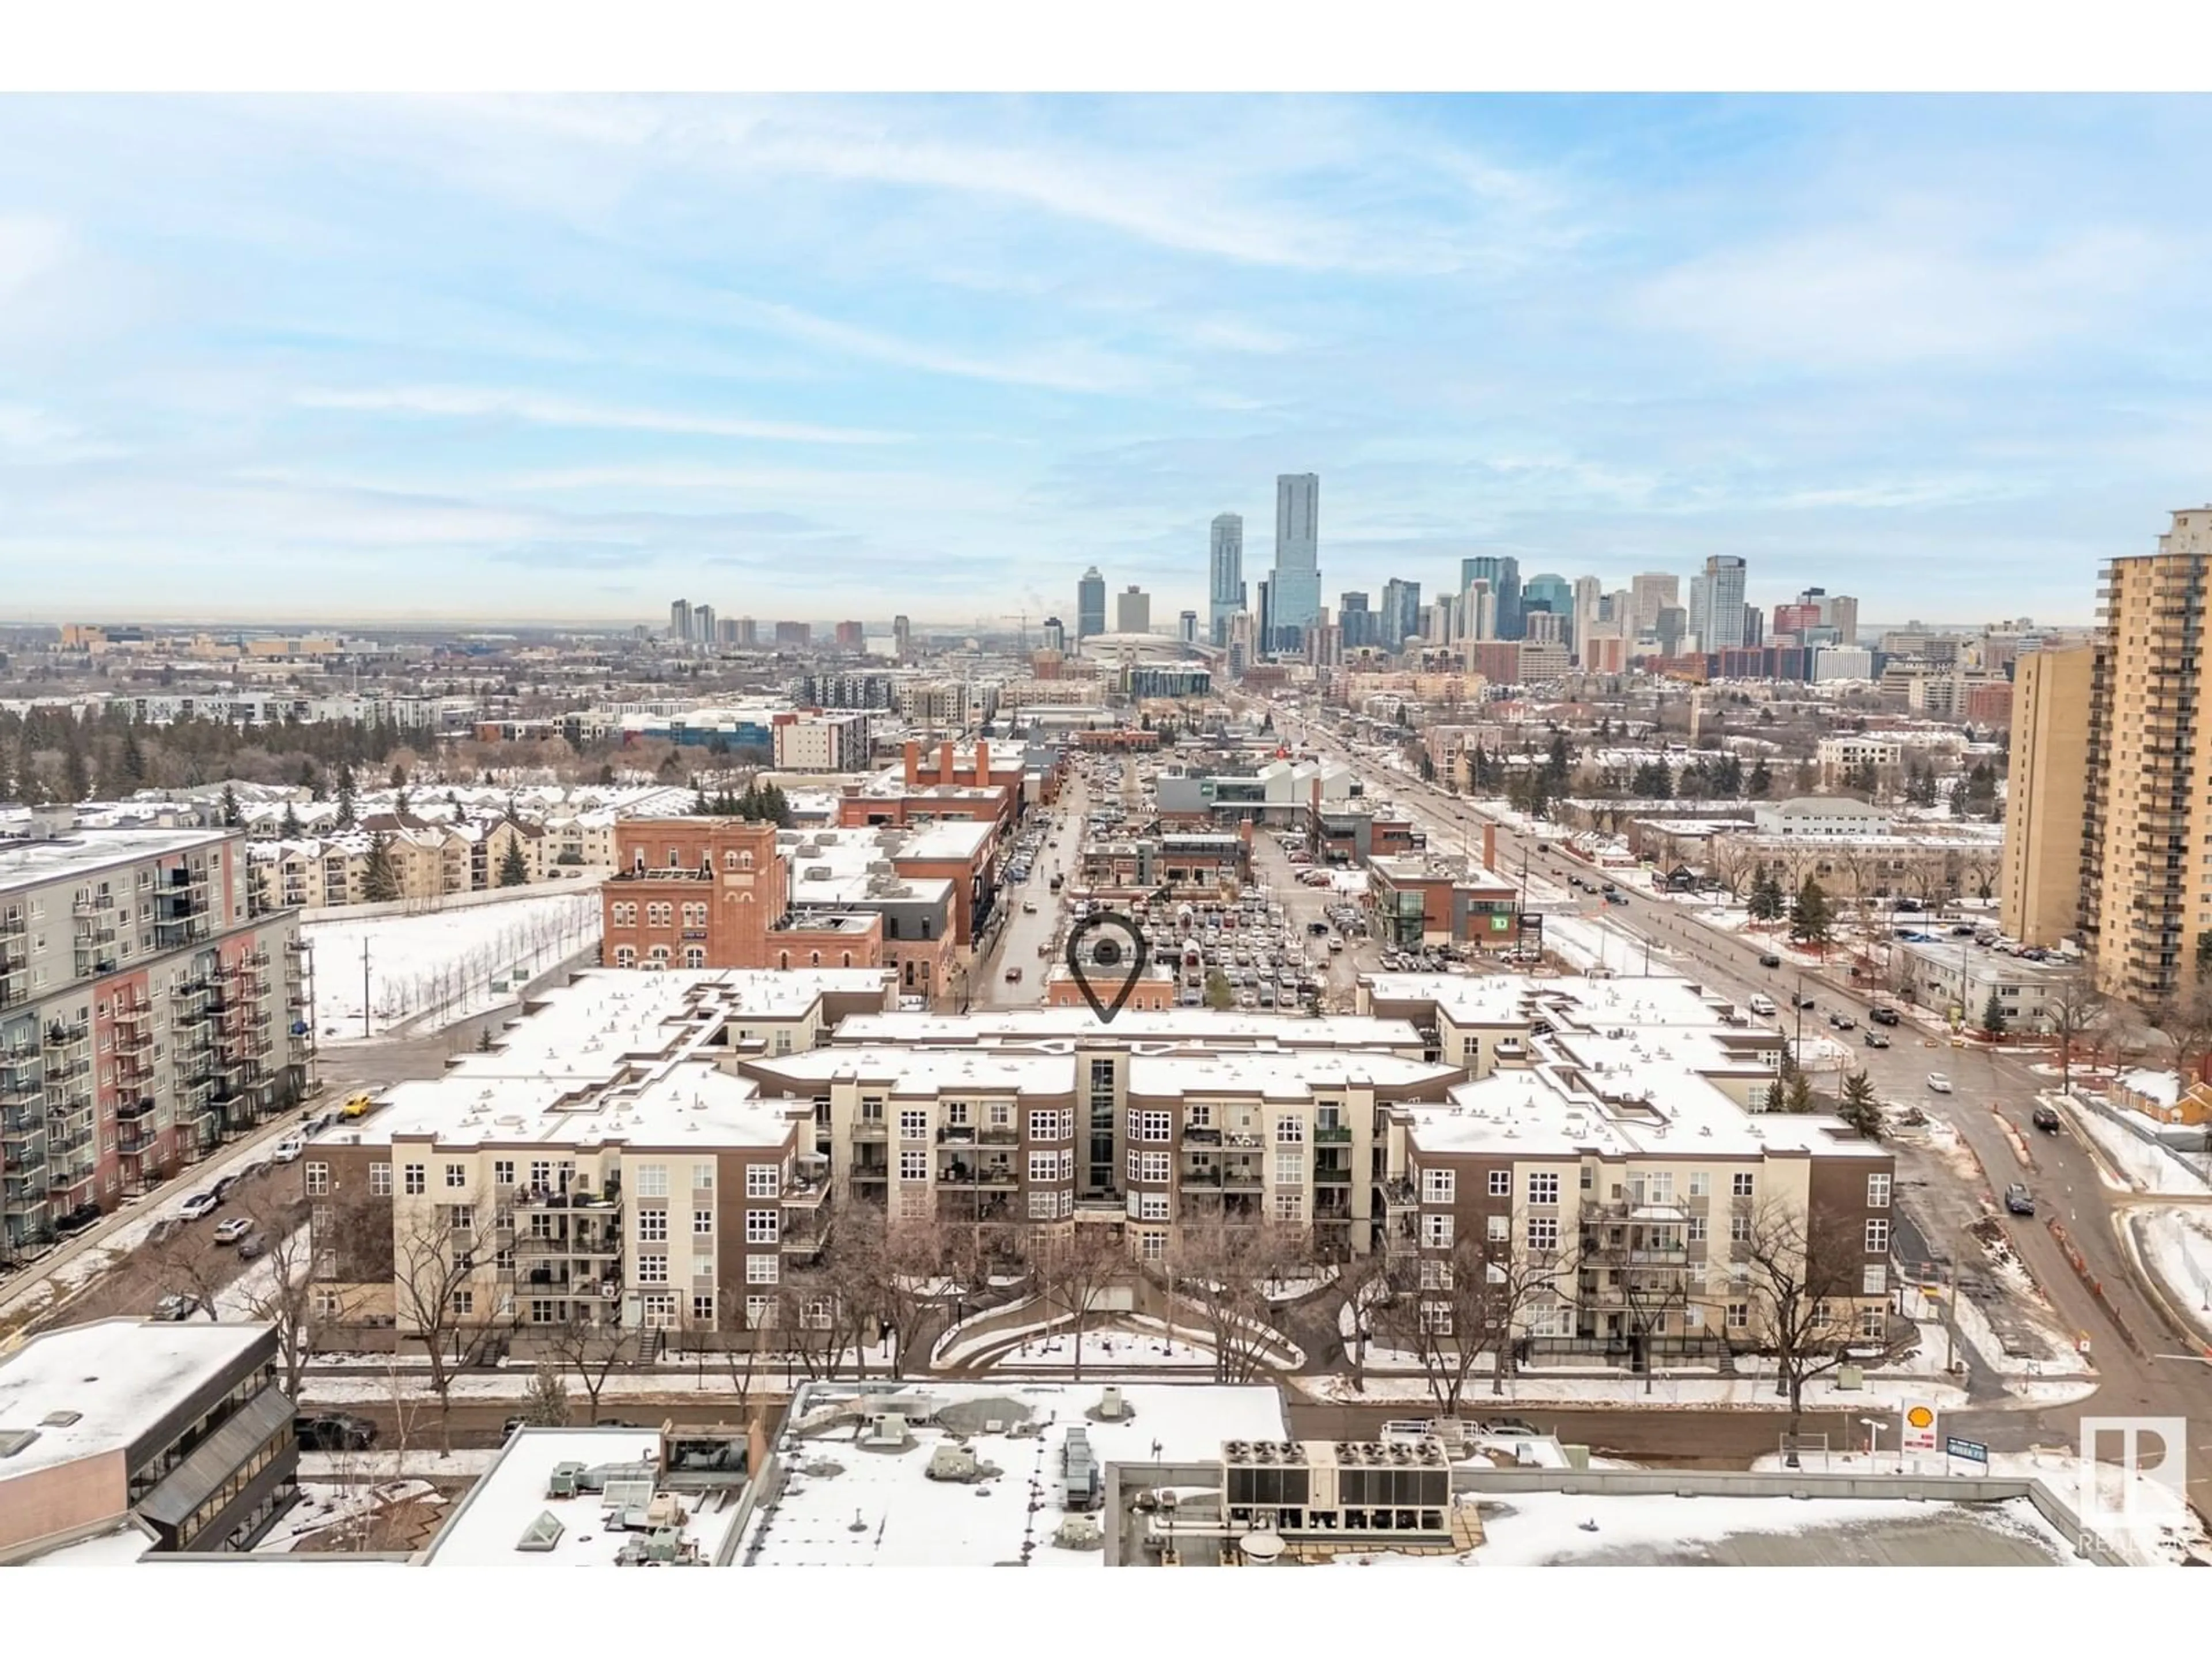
[1171,1219,1306,1382]
[1705,838,1754,902]
[1371,1227,1563,1415]
[1736,1196,1868,1441]
[2150,982,2212,1105]
[541,1309,634,1422]
[1579,1212,1694,1395]
[2042,970,2108,1096]
[1032,1226,1127,1381]
[234,1198,340,1402]
[715,1286,780,1410]
[390,1187,510,1451]
[873,1216,958,1376]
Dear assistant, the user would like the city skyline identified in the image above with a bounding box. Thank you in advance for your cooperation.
[9,95,2208,623]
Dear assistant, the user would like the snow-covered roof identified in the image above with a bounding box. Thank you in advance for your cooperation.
[833,1009,1426,1050]
[422,1428,748,1567]
[2119,1069,2181,1108]
[0,826,229,895]
[743,1381,1289,1567]
[0,1319,274,1481]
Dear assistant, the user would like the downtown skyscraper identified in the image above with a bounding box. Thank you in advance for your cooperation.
[1688,555,1749,651]
[1270,472,1321,647]
[1460,556,1522,639]
[1076,566,1107,641]
[1208,513,1245,646]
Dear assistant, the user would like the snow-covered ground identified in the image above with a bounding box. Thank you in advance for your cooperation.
[306,889,602,1038]
[2065,1101,2212,1196]
[1297,1368,2047,1410]
[985,1325,1218,1372]
[2133,1207,2212,1342]
[296,1449,504,1480]
[298,1350,896,1405]
[1904,1283,2081,1378]
[255,1480,450,1552]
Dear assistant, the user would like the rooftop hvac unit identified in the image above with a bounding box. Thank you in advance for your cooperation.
[547,1462,585,1499]
[1096,1386,1126,1420]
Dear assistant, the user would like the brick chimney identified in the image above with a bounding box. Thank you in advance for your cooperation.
[938,739,956,783]
[902,739,921,785]
[974,737,991,786]
[1483,823,1498,872]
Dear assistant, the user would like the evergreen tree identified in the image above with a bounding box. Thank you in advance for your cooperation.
[63,740,89,803]
[1203,969,1235,1011]
[1418,752,1437,785]
[1980,990,2009,1038]
[1783,1067,1817,1113]
[335,763,357,828]
[361,832,402,903]
[1838,1071,1885,1141]
[1747,868,1785,923]
[498,836,531,888]
[1713,753,1744,797]
[1790,877,1834,949]
[1747,756,1772,798]
[597,763,616,786]
[692,784,711,815]
[1545,733,1571,787]
[121,727,147,786]
[279,803,303,840]
[218,783,242,827]
[389,762,408,789]
[300,759,323,798]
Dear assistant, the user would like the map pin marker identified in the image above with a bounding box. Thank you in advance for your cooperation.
[1066,911,1149,1025]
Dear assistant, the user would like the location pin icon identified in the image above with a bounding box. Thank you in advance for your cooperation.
[1066,911,1149,1024]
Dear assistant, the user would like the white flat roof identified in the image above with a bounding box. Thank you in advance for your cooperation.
[0,1319,272,1480]
[0,827,229,895]
[834,1009,1425,1048]
[744,1381,1287,1567]
[422,1428,748,1566]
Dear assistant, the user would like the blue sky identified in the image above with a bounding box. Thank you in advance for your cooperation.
[3,94,2209,627]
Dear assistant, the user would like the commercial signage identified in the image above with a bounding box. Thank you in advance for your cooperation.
[1901,1401,1940,1455]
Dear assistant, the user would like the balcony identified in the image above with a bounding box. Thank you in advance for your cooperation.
[935,1125,976,1147]
[512,1187,624,1213]
[1381,1178,1418,1210]
[1314,1124,1352,1145]
[1221,1166,1263,1191]
[978,1124,1020,1145]
[851,1119,888,1141]
[115,1096,157,1123]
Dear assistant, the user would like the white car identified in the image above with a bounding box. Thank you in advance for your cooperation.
[1926,1073,1953,1094]
[179,1191,220,1221]
[272,1136,305,1164]
[212,1217,253,1244]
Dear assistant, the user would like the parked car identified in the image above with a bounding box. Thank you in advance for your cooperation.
[152,1293,201,1322]
[1926,1073,1953,1094]
[503,1415,529,1440]
[1748,994,1777,1017]
[597,1418,643,1429]
[272,1136,306,1163]
[1757,953,1782,968]
[295,1413,377,1451]
[2031,1104,2063,1133]
[2005,1183,2036,1216]
[1479,1418,1543,1438]
[1021,902,1038,915]
[211,1173,242,1201]
[1863,1031,1891,1048]
[1004,967,1021,984]
[179,1191,221,1221]
[53,1202,103,1238]
[212,1217,253,1244]
[1794,993,1817,1009]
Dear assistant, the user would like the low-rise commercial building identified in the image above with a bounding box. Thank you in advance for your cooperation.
[1366,856,1521,951]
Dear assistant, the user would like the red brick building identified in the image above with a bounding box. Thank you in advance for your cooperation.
[602,819,882,971]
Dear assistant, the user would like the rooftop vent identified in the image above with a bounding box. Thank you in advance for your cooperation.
[516,1510,565,1553]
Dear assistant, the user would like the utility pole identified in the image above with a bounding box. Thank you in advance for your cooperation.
[360,937,371,1040]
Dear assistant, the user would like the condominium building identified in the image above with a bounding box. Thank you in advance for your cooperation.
[2000,645,2095,949]
[2006,510,2212,1000]
[2,821,305,1253]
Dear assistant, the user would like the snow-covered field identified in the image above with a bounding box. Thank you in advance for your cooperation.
[2066,1101,2212,1195]
[306,889,602,1038]
[2133,1207,2212,1342]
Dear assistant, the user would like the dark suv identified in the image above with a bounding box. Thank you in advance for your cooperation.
[2031,1104,2062,1133]
[1867,1006,1901,1026]
[294,1412,377,1451]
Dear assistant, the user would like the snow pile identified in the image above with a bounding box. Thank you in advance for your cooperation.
[2132,1207,2212,1342]
[2066,1103,2211,1196]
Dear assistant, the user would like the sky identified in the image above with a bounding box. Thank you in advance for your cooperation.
[3,93,2210,628]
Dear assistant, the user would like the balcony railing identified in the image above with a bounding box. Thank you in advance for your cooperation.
[1314,1125,1353,1145]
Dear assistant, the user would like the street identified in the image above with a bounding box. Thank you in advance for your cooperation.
[1268,701,2212,1518]
[977,775,1088,1007]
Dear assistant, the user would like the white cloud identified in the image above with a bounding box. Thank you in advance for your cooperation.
[293,385,906,445]
[719,295,1168,395]
[0,217,70,297]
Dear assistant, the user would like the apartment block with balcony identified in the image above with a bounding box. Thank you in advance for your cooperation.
[0,821,304,1256]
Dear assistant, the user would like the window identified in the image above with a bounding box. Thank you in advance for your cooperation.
[900,1150,927,1181]
[1487,1169,1510,1197]
[1129,1109,1172,1142]
[1857,1305,1887,1339]
[1274,1115,1304,1144]
[445,1204,475,1233]
[402,1162,426,1196]
[636,1254,669,1284]
[1687,1216,1707,1243]
[640,1293,677,1330]
[1865,1218,1890,1255]
[1272,1190,1303,1222]
[450,1290,474,1316]
[1419,1257,1453,1290]
[493,1159,514,1188]
[1866,1172,1891,1209]
[638,1209,668,1243]
[1528,1171,1560,1205]
[1272,1150,1302,1186]
[694,1209,714,1237]
[1725,1302,1749,1331]
[1028,1151,1060,1182]
[1688,1171,1710,1198]
[1862,1264,1887,1296]
[1423,1168,1456,1203]
[1185,1103,1211,1129]
[693,1162,715,1193]
[1730,1213,1751,1243]
[746,1210,779,1243]
[746,1164,779,1197]
[613,945,636,968]
[684,946,706,969]
[988,1101,1012,1128]
[1731,1172,1755,1198]
[1138,1151,1170,1183]
[636,1163,669,1198]
[747,1254,779,1284]
[744,1294,775,1330]
[369,1163,391,1196]
[1422,1213,1454,1248]
[693,1294,717,1327]
[1486,1213,1508,1242]
[612,902,636,926]
[305,1162,329,1196]
[899,1109,929,1141]
[1527,1216,1560,1253]
[1137,1193,1170,1221]
[1029,1109,1067,1139]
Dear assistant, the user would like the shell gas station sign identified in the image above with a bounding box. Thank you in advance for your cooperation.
[1900,1400,1940,1455]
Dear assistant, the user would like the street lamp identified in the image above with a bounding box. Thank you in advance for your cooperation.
[1860,1416,1886,1468]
